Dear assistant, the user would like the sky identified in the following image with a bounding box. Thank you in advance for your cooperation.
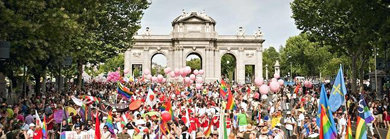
[144,0,301,65]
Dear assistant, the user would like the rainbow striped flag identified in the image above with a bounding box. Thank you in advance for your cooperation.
[319,105,337,139]
[220,80,228,98]
[42,115,47,139]
[225,89,234,110]
[355,117,367,139]
[204,118,212,137]
[117,82,133,99]
[106,111,115,134]
[162,100,174,121]
[346,116,352,139]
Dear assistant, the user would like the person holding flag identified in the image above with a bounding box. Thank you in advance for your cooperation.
[329,66,348,112]
[355,95,375,139]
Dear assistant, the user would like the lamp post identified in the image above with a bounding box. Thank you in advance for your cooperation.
[375,47,378,94]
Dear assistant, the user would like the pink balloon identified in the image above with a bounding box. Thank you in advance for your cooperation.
[198,70,204,75]
[184,77,191,84]
[185,66,191,74]
[164,67,171,74]
[162,78,166,83]
[274,73,280,79]
[196,77,203,83]
[146,74,152,80]
[259,85,269,95]
[180,68,186,77]
[152,76,157,83]
[271,78,277,82]
[196,83,202,90]
[270,81,280,92]
[254,93,260,99]
[144,69,150,75]
[278,79,284,86]
[304,81,312,88]
[190,74,196,80]
[174,68,180,76]
[124,68,129,74]
[169,71,176,77]
[193,70,199,75]
[254,78,263,86]
[157,74,163,82]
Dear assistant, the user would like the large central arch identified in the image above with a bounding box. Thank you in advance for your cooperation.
[124,11,264,84]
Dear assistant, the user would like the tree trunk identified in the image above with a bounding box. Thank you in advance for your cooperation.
[76,60,83,92]
[34,73,41,96]
[351,54,358,94]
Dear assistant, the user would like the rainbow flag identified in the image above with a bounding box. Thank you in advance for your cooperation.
[346,116,352,139]
[225,89,234,110]
[220,80,228,98]
[117,82,133,99]
[319,105,337,139]
[42,115,47,139]
[106,111,115,134]
[80,103,87,122]
[355,117,367,139]
[204,119,212,137]
[163,100,174,121]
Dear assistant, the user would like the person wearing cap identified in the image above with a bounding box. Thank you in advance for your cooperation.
[284,111,295,137]
[26,123,35,139]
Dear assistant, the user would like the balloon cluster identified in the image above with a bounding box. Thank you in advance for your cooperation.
[143,66,204,85]
[255,74,285,95]
[304,80,313,88]
[106,71,121,82]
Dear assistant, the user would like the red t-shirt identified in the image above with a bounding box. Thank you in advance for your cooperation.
[212,116,219,128]
[201,118,209,128]
[226,118,231,128]
[189,117,200,132]
[33,129,42,139]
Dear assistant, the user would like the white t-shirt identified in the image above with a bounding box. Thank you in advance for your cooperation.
[338,117,347,134]
[298,113,305,127]
[27,129,34,138]
[285,117,296,131]
[241,102,248,112]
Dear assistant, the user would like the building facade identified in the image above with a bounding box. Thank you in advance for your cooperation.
[125,11,264,84]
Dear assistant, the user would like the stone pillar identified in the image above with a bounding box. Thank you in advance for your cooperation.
[255,48,263,79]
[215,49,221,81]
[274,60,280,76]
[265,64,269,80]
[237,49,245,84]
[125,50,132,75]
[143,47,150,74]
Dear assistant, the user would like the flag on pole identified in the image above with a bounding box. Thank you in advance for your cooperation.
[146,88,157,107]
[355,117,367,139]
[329,66,348,112]
[106,111,115,134]
[355,95,374,139]
[120,114,128,128]
[95,111,101,139]
[204,118,212,137]
[220,80,228,98]
[225,89,234,110]
[316,84,337,139]
[117,82,134,99]
[345,116,353,139]
[185,109,190,128]
[357,95,374,123]
[35,110,42,127]
[42,115,47,139]
[319,105,337,139]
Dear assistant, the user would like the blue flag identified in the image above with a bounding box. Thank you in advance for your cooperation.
[358,95,374,123]
[329,66,347,112]
[316,84,337,132]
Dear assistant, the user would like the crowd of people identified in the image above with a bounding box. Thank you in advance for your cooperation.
[0,77,389,139]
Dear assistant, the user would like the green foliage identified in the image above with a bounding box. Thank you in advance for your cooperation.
[186,58,201,70]
[221,54,236,81]
[262,47,280,78]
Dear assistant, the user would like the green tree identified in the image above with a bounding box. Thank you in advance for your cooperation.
[221,54,236,81]
[291,0,389,93]
[186,58,201,70]
[262,47,280,78]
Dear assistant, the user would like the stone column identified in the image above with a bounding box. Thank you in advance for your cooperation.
[255,48,263,79]
[215,49,221,81]
[125,50,132,75]
[143,47,150,74]
[237,48,245,84]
